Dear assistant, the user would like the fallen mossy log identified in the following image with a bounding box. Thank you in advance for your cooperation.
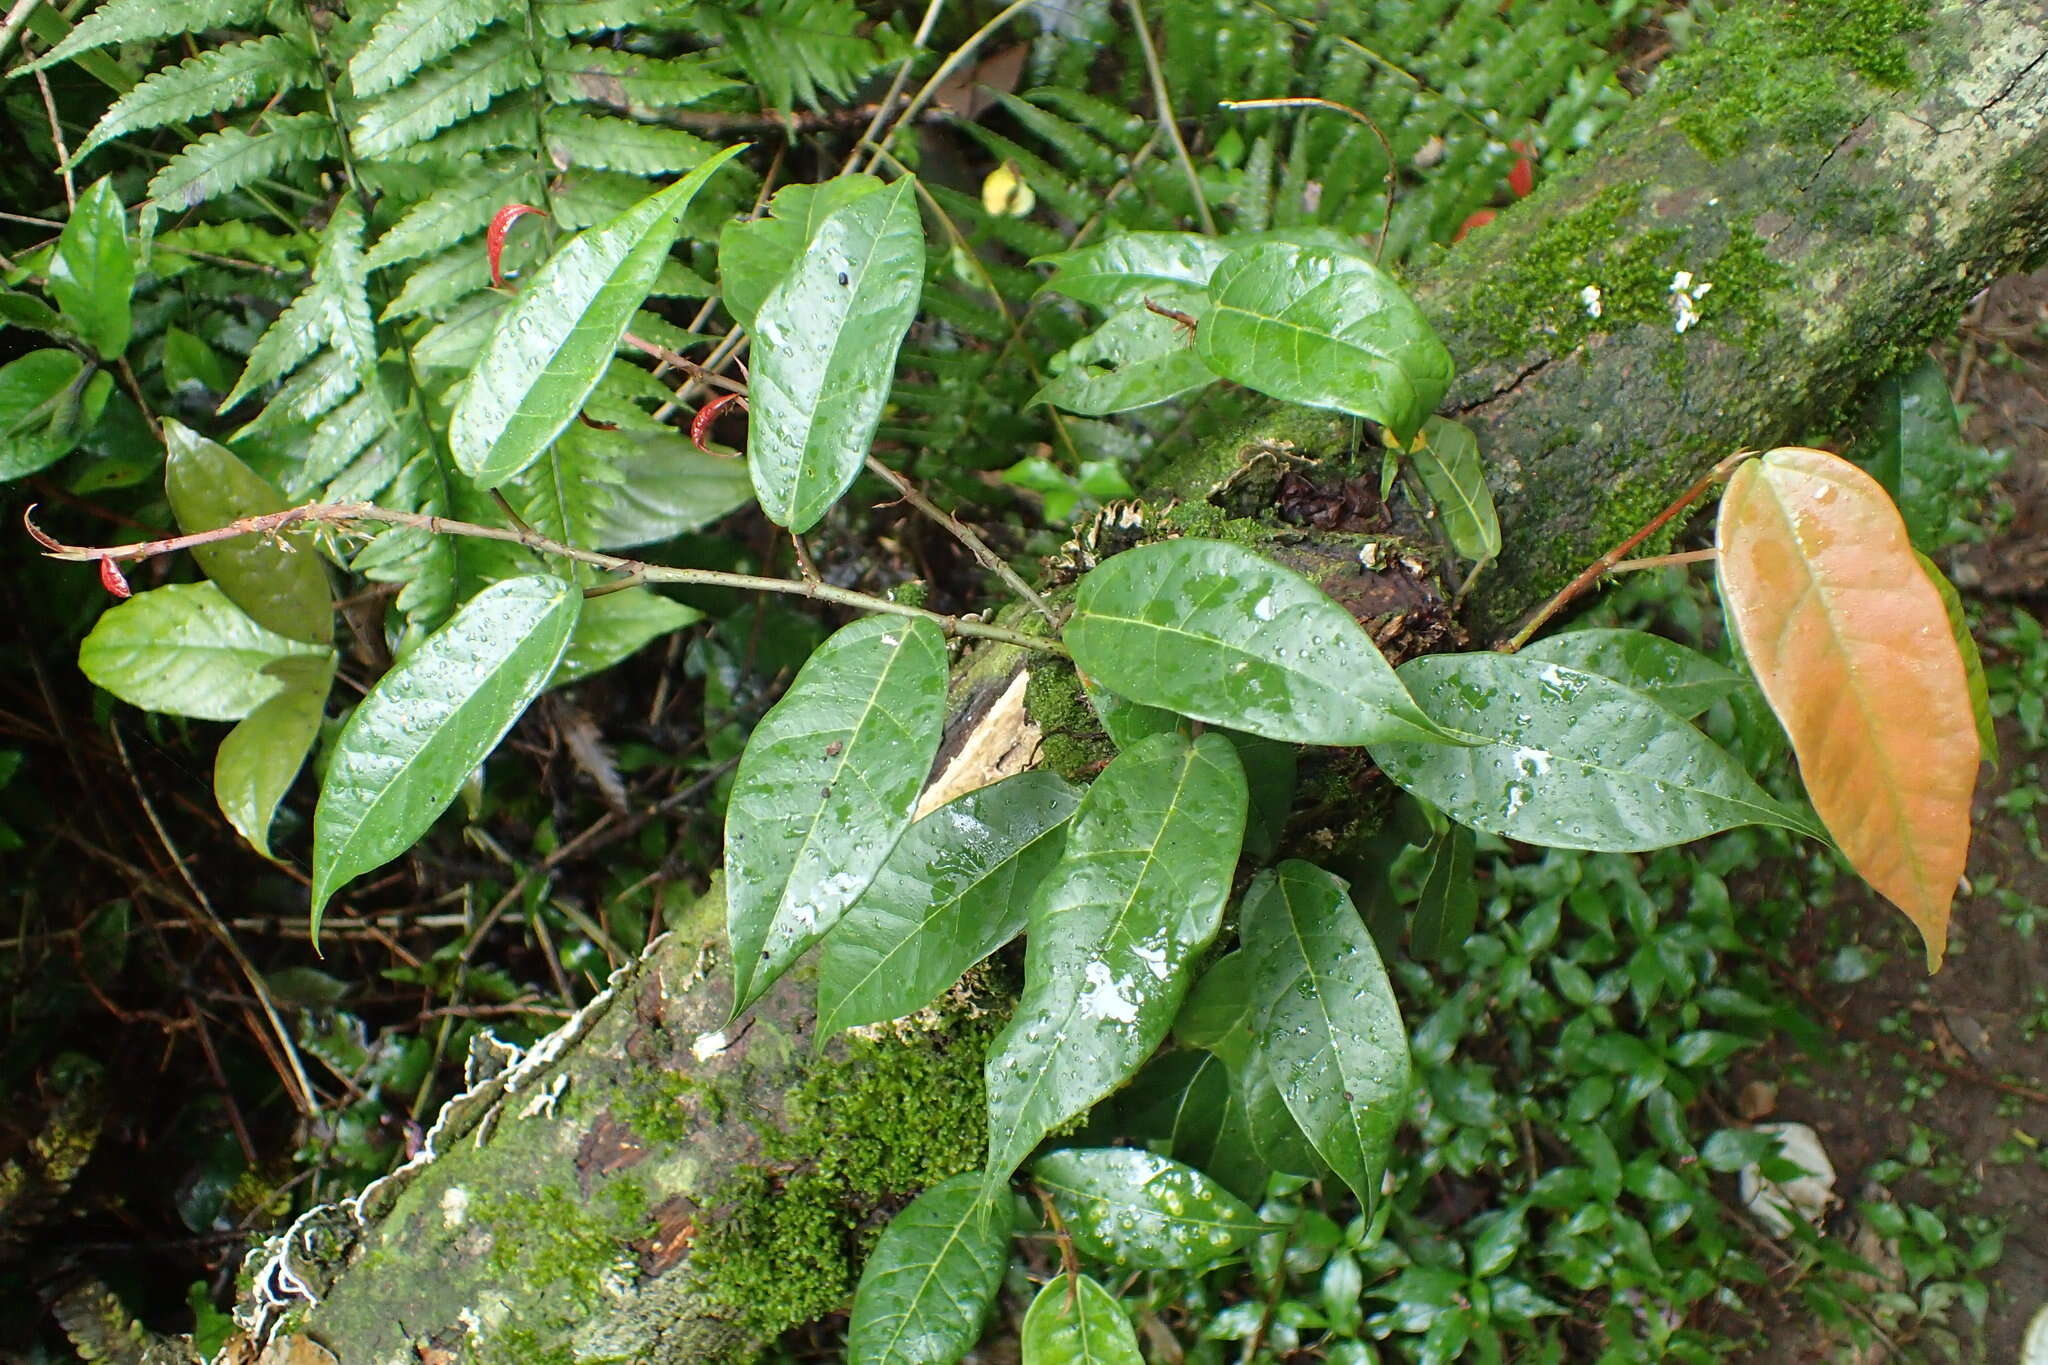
[217,3,2048,1361]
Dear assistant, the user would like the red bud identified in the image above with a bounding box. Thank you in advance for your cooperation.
[487,203,549,291]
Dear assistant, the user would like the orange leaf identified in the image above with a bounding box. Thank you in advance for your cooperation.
[1716,447,1977,969]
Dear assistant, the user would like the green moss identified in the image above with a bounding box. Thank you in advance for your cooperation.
[471,1180,654,1364]
[1665,0,1928,160]
[1156,500,1267,546]
[1024,663,1113,781]
[613,1069,724,1146]
[689,1011,1000,1343]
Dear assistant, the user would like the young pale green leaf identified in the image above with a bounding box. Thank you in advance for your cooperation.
[549,588,701,688]
[0,349,109,479]
[1917,553,1996,766]
[718,176,886,330]
[1065,538,1450,746]
[1410,824,1477,960]
[79,582,331,722]
[1034,231,1232,311]
[1406,417,1498,562]
[1031,300,1215,415]
[1240,860,1410,1208]
[215,657,333,860]
[818,771,1080,1039]
[449,144,746,485]
[1031,1147,1266,1270]
[724,615,948,1014]
[846,1173,1012,1365]
[748,177,925,532]
[1020,1275,1142,1365]
[311,576,581,934]
[1197,241,1452,443]
[1519,628,1744,720]
[47,177,134,359]
[164,421,331,644]
[1372,653,1823,849]
[983,732,1247,1193]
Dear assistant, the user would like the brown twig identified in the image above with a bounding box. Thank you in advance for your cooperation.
[1221,96,1397,261]
[25,501,1068,655]
[1501,449,1755,652]
[34,67,74,209]
[863,455,1058,627]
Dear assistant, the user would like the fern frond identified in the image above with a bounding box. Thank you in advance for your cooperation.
[152,222,308,273]
[143,112,339,217]
[369,100,531,164]
[223,196,375,408]
[363,161,532,269]
[994,90,1126,183]
[534,0,682,37]
[234,349,360,436]
[74,36,321,165]
[956,123,1088,222]
[696,0,893,113]
[288,388,388,496]
[323,425,407,502]
[380,239,492,320]
[651,258,713,297]
[552,170,662,229]
[542,110,717,176]
[542,44,739,112]
[349,28,539,159]
[505,420,620,547]
[349,0,516,98]
[26,0,268,72]
[410,291,507,370]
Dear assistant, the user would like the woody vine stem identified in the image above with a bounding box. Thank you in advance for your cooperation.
[25,504,1070,656]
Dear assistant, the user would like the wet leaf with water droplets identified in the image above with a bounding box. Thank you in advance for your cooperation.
[724,615,947,1014]
[1520,627,1744,719]
[1716,446,1978,969]
[983,732,1247,1198]
[748,177,924,532]
[1020,1274,1142,1365]
[846,1173,1011,1365]
[1372,652,1824,849]
[1410,823,1476,960]
[449,145,745,484]
[1031,296,1215,416]
[1240,860,1410,1209]
[1106,1050,1267,1203]
[1406,416,1498,562]
[312,575,581,939]
[818,771,1080,1039]
[1032,1147,1266,1270]
[1066,539,1450,747]
[79,581,331,721]
[164,419,331,644]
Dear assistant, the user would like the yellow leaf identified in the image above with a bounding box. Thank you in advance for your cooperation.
[1716,447,1977,969]
[981,160,1035,217]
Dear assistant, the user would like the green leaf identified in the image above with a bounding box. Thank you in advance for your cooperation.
[74,36,320,165]
[144,113,341,218]
[449,145,745,485]
[710,0,892,114]
[748,176,925,532]
[79,582,331,721]
[541,44,740,113]
[215,657,334,859]
[846,1173,1012,1365]
[724,615,948,1014]
[47,177,134,359]
[349,0,509,98]
[1032,301,1215,416]
[543,110,718,177]
[718,176,884,331]
[25,0,267,71]
[1410,824,1477,960]
[583,432,756,548]
[1917,553,1996,766]
[1227,729,1296,865]
[550,587,700,687]
[311,575,581,933]
[1020,1274,1141,1365]
[165,421,331,644]
[1031,1147,1265,1269]
[363,162,530,270]
[0,349,109,479]
[1519,628,1745,720]
[222,194,375,410]
[1035,232,1232,312]
[1406,416,1498,562]
[0,290,73,339]
[1082,680,1185,751]
[819,771,1080,1039]
[1854,357,1971,549]
[1197,241,1452,443]
[349,28,538,159]
[984,732,1247,1192]
[1240,860,1410,1208]
[1065,538,1450,747]
[1111,1050,1267,1203]
[1372,653,1825,849]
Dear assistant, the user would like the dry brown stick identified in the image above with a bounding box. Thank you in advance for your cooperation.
[25,501,1068,655]
[864,455,1058,626]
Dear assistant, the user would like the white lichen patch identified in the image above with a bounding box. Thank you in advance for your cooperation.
[691,1029,731,1062]
[1579,283,1604,319]
[441,1186,470,1228]
[1668,269,1714,334]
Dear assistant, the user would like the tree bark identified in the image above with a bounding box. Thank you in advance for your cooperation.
[218,4,2048,1362]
